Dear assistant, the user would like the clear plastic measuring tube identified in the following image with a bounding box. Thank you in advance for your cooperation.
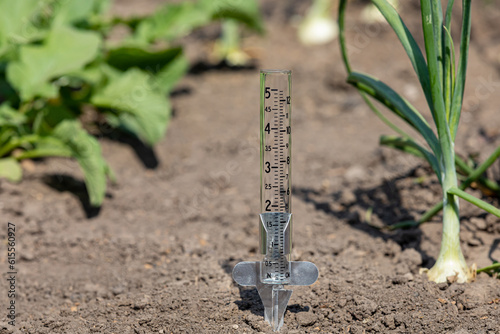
[232,69,317,332]
[259,70,292,284]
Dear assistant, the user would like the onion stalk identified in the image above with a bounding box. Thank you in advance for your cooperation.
[298,0,338,45]
[339,0,500,283]
[212,19,251,66]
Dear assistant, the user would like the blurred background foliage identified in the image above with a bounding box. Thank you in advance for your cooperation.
[0,0,263,206]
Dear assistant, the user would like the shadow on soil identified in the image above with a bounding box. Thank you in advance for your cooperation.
[102,130,159,169]
[43,174,108,219]
[188,60,256,76]
[489,238,500,263]
[295,167,436,267]
[220,258,310,318]
[233,287,310,319]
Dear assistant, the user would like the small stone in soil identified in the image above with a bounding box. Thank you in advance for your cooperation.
[397,248,422,269]
[470,217,487,231]
[404,272,414,281]
[245,314,264,331]
[392,275,408,285]
[350,324,365,334]
[296,312,317,327]
[467,237,482,247]
[344,165,366,182]
[382,314,396,330]
[340,189,356,204]
[20,250,35,261]
[111,285,125,295]
[133,295,151,310]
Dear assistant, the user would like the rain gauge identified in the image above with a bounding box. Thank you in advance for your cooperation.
[233,70,318,331]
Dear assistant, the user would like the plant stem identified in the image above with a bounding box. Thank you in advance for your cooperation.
[421,0,471,284]
[456,155,500,193]
[0,135,39,157]
[448,186,500,218]
[410,145,500,228]
[476,262,500,274]
[427,166,470,283]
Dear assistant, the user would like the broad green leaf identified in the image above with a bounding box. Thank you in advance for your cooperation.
[134,0,263,43]
[7,26,101,101]
[52,0,96,26]
[41,105,76,129]
[94,0,111,15]
[0,134,38,157]
[135,2,210,43]
[347,72,441,158]
[106,46,183,72]
[0,0,41,53]
[28,105,77,137]
[0,157,22,182]
[52,0,111,26]
[16,136,72,160]
[0,103,27,126]
[371,0,433,117]
[153,52,189,94]
[200,0,264,33]
[91,68,170,145]
[449,0,472,141]
[380,135,441,179]
[66,64,106,87]
[52,120,109,207]
[0,128,15,148]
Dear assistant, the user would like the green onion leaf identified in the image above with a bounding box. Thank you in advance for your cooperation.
[347,72,441,158]
[447,186,500,218]
[371,0,434,115]
[380,135,441,178]
[449,0,472,140]
[420,0,447,133]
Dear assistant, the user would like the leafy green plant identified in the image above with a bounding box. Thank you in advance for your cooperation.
[339,0,500,283]
[0,0,263,207]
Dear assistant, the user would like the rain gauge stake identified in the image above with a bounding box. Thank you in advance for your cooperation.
[233,70,318,331]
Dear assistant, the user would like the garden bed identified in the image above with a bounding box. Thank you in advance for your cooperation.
[1,1,499,333]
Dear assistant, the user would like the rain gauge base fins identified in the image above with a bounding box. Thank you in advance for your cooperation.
[232,70,319,331]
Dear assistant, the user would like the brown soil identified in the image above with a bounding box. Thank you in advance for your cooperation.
[1,1,500,333]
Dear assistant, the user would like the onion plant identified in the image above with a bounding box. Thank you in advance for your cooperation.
[298,0,338,45]
[339,0,500,283]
